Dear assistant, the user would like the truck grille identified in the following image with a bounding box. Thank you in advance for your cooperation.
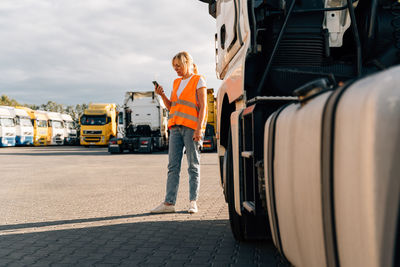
[83,130,102,135]
[84,137,101,142]
[273,33,326,67]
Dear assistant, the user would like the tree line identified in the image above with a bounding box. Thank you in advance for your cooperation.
[0,94,88,122]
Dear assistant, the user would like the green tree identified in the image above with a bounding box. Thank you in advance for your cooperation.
[40,101,64,113]
[0,94,20,106]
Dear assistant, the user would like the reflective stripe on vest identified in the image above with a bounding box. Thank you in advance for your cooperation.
[168,75,205,130]
[171,99,199,112]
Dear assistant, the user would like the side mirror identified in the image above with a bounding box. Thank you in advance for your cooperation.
[107,117,111,124]
[198,0,216,19]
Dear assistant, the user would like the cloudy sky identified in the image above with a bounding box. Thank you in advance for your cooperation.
[0,0,220,106]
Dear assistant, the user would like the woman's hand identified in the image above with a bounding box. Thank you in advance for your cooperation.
[193,129,202,142]
[154,84,165,96]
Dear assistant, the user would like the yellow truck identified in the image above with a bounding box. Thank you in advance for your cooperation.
[22,108,48,146]
[202,88,217,152]
[79,103,117,146]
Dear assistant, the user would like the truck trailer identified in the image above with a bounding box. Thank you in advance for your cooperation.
[108,91,168,154]
[80,103,117,146]
[200,1,400,267]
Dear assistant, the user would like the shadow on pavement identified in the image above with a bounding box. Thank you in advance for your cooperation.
[0,219,290,266]
[0,213,159,231]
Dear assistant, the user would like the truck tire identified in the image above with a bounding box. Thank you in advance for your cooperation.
[225,127,245,241]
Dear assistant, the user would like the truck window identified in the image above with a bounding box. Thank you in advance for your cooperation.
[118,113,123,124]
[66,121,75,129]
[0,118,15,127]
[20,117,33,127]
[80,115,107,125]
[52,121,64,129]
[37,120,47,128]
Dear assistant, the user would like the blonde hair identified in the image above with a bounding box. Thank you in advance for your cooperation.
[172,51,198,75]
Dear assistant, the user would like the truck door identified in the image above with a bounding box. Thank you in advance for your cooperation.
[215,0,247,79]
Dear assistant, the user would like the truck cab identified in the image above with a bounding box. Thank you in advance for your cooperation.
[200,0,400,243]
[43,112,65,145]
[13,107,34,146]
[61,113,78,145]
[109,91,168,154]
[23,109,48,146]
[80,103,117,146]
[0,106,16,147]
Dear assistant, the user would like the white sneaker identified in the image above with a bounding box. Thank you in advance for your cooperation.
[188,201,198,213]
[150,202,175,213]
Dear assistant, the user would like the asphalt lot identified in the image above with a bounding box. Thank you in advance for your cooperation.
[0,146,287,266]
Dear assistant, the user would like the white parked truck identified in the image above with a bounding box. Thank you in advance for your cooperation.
[0,106,16,147]
[108,91,168,153]
[61,113,78,145]
[44,111,65,145]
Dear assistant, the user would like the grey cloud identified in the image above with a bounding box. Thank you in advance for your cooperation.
[0,0,220,105]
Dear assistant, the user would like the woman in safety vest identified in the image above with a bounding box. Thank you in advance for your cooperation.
[151,51,207,214]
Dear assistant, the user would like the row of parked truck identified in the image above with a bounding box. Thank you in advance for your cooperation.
[0,106,78,147]
[1,88,217,152]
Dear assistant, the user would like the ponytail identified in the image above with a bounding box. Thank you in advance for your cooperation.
[192,63,198,75]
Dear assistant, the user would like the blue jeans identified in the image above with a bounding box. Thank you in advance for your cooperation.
[165,125,201,205]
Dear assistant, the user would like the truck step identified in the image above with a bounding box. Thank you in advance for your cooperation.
[241,151,254,158]
[243,201,256,214]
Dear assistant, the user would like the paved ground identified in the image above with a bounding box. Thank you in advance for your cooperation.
[0,146,288,266]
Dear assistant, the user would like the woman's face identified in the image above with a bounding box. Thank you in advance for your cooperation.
[173,59,188,77]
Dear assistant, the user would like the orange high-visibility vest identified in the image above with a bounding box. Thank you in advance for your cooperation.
[168,75,207,131]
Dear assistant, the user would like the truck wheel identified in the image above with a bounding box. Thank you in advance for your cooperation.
[225,127,245,241]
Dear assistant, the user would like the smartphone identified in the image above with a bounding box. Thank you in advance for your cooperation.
[152,81,159,87]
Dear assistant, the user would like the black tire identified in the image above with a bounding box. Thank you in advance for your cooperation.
[225,127,245,241]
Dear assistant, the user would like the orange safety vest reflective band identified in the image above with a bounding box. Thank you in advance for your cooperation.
[168,75,207,131]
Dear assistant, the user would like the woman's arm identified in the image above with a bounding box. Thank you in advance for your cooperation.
[155,85,171,111]
[193,86,207,142]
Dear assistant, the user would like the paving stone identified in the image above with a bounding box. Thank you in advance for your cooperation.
[0,148,288,267]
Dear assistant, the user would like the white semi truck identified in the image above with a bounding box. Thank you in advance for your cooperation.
[108,91,168,153]
[61,113,78,145]
[45,111,65,145]
[0,106,16,147]
[14,107,34,146]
